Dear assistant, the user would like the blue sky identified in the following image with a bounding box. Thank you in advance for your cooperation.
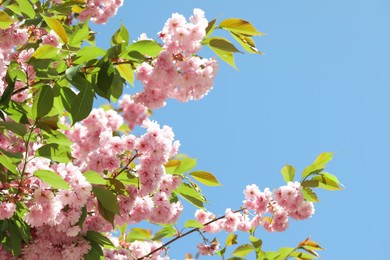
[94,1,390,259]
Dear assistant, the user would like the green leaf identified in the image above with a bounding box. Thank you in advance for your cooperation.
[92,186,119,214]
[175,183,205,208]
[249,235,262,250]
[220,18,264,36]
[36,143,72,163]
[60,87,76,112]
[275,247,295,259]
[33,170,70,190]
[65,66,91,91]
[203,37,242,53]
[70,87,94,124]
[302,187,319,202]
[301,180,320,188]
[208,46,237,70]
[74,46,106,64]
[31,45,59,59]
[0,73,16,106]
[32,85,54,119]
[190,171,221,186]
[9,221,22,257]
[301,164,324,179]
[205,19,217,38]
[226,233,238,247]
[4,4,22,16]
[116,63,134,86]
[0,121,27,137]
[230,32,263,54]
[85,231,115,248]
[175,158,197,173]
[313,152,333,166]
[97,201,115,227]
[97,61,115,99]
[0,11,13,29]
[42,15,68,43]
[126,228,152,242]
[153,225,177,240]
[0,152,19,174]
[126,40,163,57]
[183,219,204,229]
[281,164,295,183]
[44,130,72,146]
[84,241,104,260]
[68,19,90,47]
[321,172,341,184]
[76,206,88,228]
[84,170,106,185]
[111,23,129,45]
[232,244,254,257]
[18,0,35,18]
[311,174,343,191]
[290,251,317,259]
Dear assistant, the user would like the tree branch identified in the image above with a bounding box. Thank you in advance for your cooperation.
[138,208,246,260]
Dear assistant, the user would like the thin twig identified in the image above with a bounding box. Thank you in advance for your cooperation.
[138,208,246,260]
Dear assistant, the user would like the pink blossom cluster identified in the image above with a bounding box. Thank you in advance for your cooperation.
[195,182,314,236]
[134,9,218,109]
[104,240,167,260]
[78,0,124,24]
[0,23,29,98]
[197,241,220,256]
[119,94,148,129]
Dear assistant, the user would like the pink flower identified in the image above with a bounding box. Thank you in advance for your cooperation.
[0,202,16,220]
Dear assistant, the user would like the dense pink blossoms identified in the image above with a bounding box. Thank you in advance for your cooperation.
[195,181,315,243]
[135,9,218,109]
[78,0,124,24]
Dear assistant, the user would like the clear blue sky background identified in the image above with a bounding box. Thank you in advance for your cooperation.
[93,1,390,259]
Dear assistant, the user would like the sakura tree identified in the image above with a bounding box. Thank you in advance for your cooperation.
[0,0,342,259]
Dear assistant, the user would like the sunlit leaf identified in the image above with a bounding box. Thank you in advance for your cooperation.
[220,18,264,36]
[42,15,68,43]
[175,158,197,173]
[281,164,295,183]
[33,170,70,190]
[116,63,134,86]
[190,171,221,186]
[183,219,204,229]
[0,11,13,29]
[232,244,254,257]
[226,233,238,247]
[84,170,106,185]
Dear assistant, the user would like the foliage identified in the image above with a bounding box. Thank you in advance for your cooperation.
[0,0,341,259]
